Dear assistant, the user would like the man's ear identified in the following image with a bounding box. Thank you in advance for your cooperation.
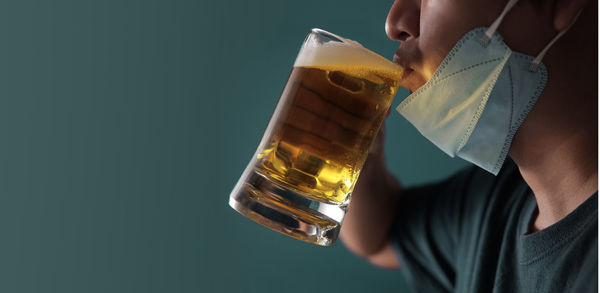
[553,0,589,31]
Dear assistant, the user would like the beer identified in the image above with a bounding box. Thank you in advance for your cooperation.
[229,29,403,245]
[254,65,401,204]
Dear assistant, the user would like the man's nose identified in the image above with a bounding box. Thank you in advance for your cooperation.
[385,0,420,42]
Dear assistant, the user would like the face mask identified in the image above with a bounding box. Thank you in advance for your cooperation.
[396,0,581,175]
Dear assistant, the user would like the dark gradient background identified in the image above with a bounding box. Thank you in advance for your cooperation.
[0,0,468,292]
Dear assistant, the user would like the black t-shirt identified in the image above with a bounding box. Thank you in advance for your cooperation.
[390,160,598,293]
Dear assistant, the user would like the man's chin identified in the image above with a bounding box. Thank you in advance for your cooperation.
[398,71,425,94]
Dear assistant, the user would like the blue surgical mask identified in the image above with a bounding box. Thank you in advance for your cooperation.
[396,0,581,175]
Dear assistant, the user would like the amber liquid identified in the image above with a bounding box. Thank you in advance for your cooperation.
[253,66,401,204]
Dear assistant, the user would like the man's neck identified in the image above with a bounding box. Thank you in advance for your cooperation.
[510,90,597,232]
[513,132,597,232]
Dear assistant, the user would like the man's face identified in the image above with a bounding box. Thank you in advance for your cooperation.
[387,0,511,93]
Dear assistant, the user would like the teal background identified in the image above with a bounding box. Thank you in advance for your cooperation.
[0,0,468,292]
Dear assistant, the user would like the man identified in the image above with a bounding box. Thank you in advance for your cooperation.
[339,0,598,292]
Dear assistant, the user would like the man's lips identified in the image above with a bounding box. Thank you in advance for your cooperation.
[393,53,414,81]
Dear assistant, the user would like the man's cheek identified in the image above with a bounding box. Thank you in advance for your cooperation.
[419,37,455,79]
[419,50,442,80]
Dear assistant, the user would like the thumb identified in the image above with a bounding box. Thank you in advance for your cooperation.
[368,121,387,156]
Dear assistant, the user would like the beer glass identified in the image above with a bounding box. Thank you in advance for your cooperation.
[229,29,403,246]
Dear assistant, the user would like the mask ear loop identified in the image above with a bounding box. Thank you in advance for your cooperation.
[482,0,520,44]
[529,10,583,72]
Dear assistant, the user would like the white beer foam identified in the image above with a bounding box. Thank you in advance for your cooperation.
[293,30,402,73]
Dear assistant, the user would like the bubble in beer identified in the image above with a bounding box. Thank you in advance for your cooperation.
[251,33,404,204]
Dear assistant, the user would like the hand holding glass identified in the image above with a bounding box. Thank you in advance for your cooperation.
[229,29,403,246]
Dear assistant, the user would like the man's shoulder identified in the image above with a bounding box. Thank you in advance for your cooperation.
[421,159,527,213]
[450,159,531,227]
[391,160,533,293]
[459,158,523,195]
[399,159,527,220]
